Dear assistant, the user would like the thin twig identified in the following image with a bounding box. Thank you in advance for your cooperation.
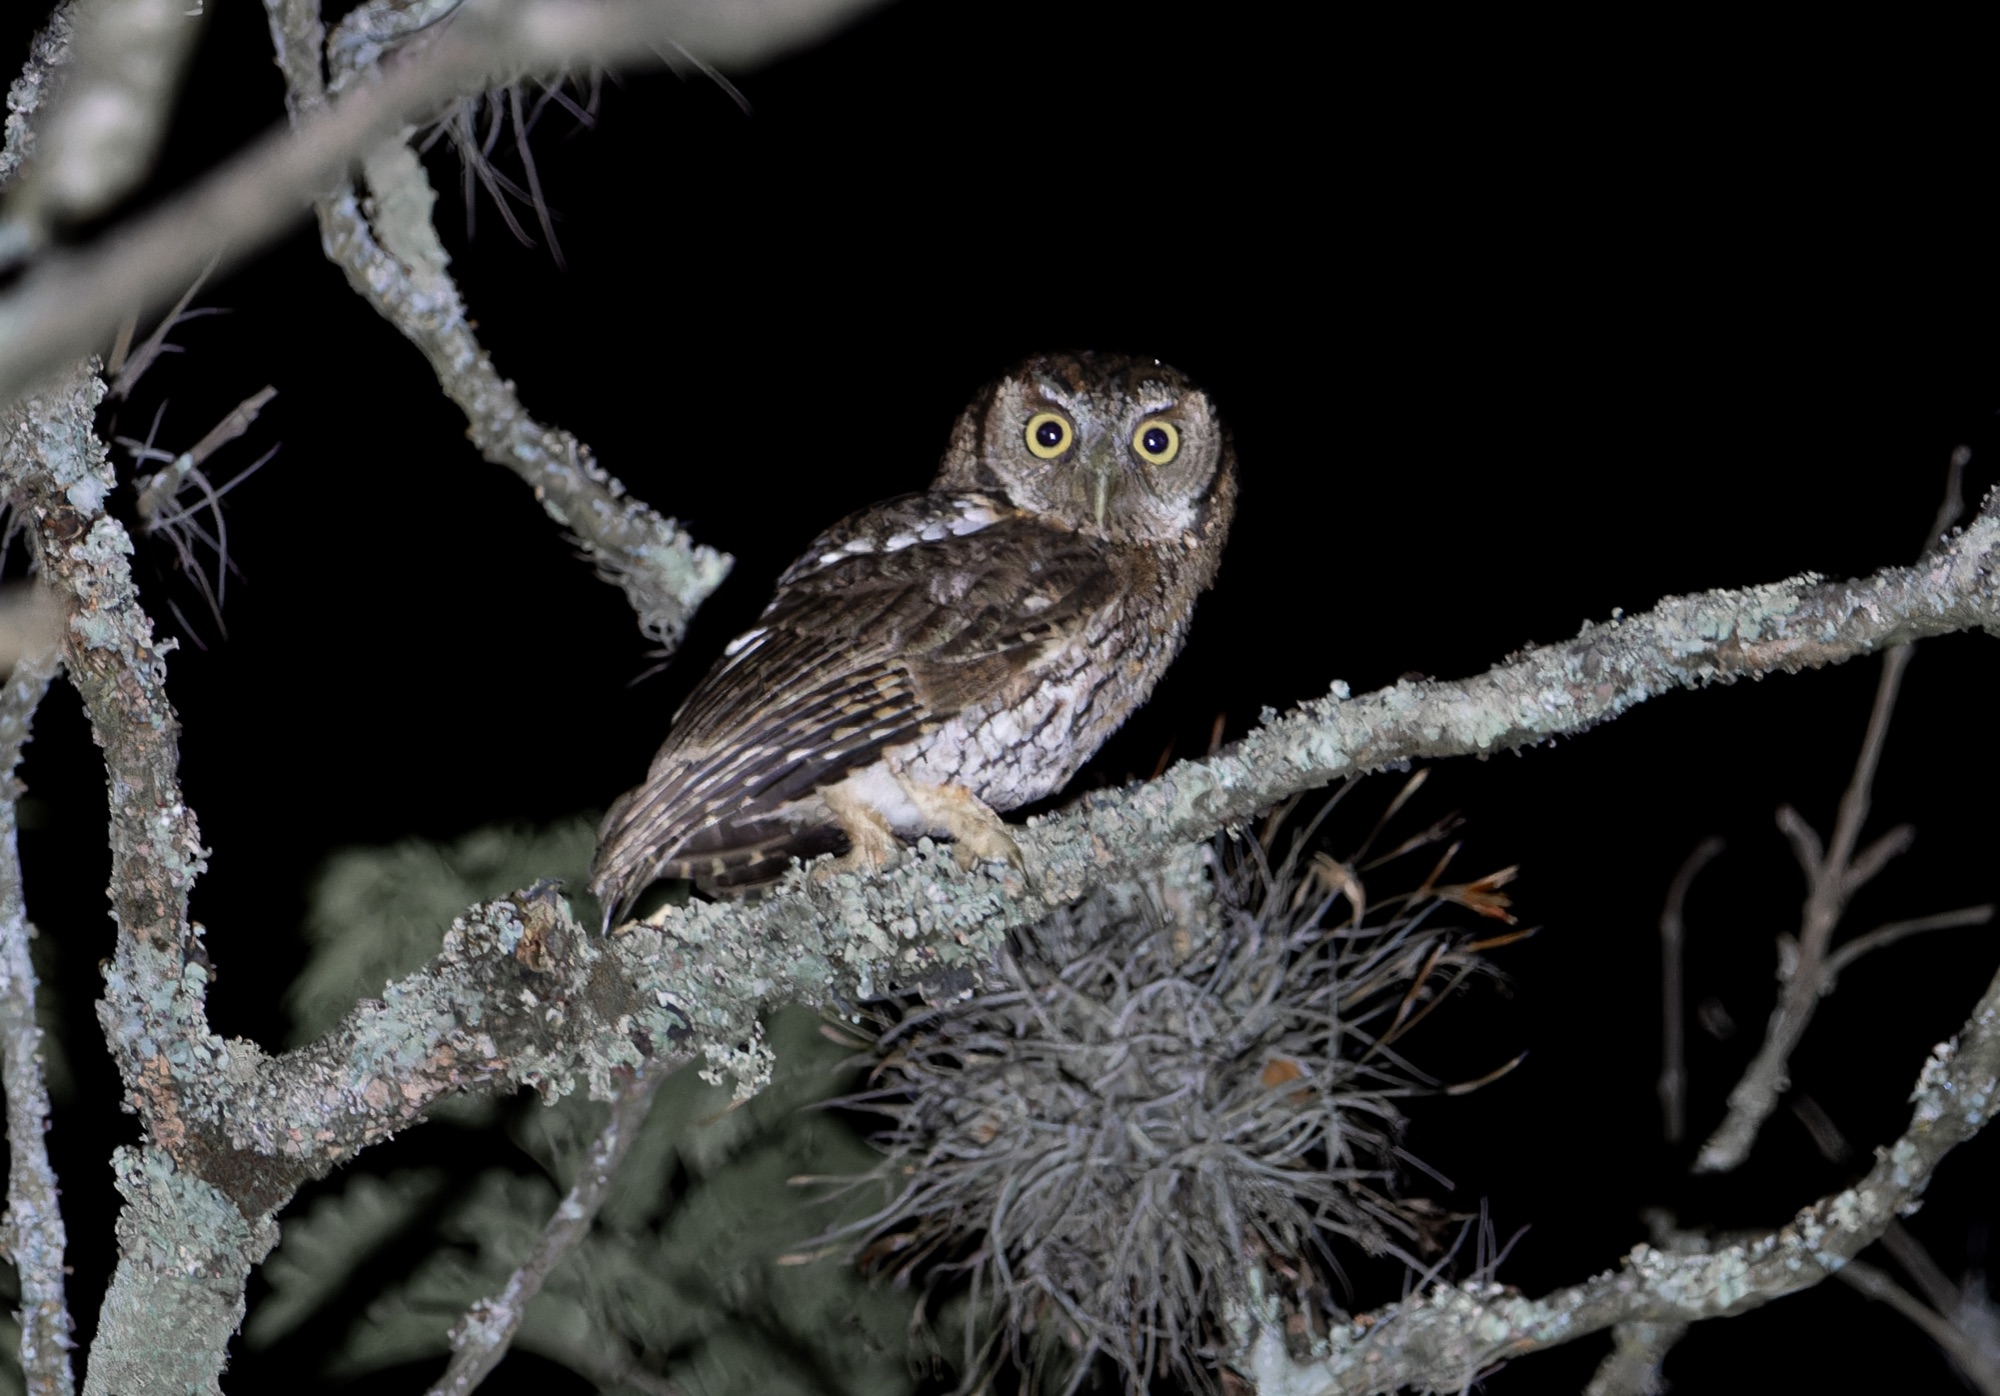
[428,1064,666,1396]
[0,650,74,1396]
[1694,452,1973,1174]
[1824,906,1996,985]
[1840,1261,2000,1396]
[1658,837,1723,1144]
[131,385,276,521]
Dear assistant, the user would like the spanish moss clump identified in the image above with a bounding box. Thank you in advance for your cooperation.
[826,777,1524,1394]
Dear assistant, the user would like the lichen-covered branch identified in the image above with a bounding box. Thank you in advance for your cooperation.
[0,358,689,1393]
[0,650,75,1396]
[235,484,2000,1175]
[264,0,731,649]
[0,0,887,408]
[428,1063,666,1396]
[2,361,251,1396]
[0,20,81,1394]
[1232,954,2000,1393]
[0,6,74,195]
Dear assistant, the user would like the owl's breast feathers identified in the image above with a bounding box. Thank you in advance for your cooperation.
[589,490,1205,912]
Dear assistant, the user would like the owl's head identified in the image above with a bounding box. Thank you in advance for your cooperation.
[935,352,1237,549]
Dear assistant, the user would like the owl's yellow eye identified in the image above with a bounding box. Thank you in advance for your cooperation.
[1025,411,1073,459]
[1132,419,1180,466]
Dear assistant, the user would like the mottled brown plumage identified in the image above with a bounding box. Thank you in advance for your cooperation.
[589,352,1237,923]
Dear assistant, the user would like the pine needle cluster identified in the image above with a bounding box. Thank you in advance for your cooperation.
[830,778,1524,1393]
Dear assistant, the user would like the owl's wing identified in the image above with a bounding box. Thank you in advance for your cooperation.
[590,496,1122,911]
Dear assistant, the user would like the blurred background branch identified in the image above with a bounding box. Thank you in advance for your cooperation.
[0,0,886,408]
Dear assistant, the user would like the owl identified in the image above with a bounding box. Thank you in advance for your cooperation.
[588,351,1238,924]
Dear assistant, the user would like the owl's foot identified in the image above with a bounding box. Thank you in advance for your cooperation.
[815,779,908,882]
[900,780,1024,874]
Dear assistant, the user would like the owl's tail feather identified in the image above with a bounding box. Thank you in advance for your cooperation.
[589,799,845,928]
[662,821,845,897]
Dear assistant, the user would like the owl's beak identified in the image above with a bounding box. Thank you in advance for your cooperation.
[1087,455,1120,528]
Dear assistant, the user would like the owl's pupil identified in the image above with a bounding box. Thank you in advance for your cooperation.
[1143,428,1169,455]
[1036,422,1065,449]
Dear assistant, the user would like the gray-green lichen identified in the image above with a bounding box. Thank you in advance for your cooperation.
[0,4,74,197]
[86,1145,278,1396]
[0,651,73,1396]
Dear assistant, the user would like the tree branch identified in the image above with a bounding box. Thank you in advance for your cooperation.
[1838,1261,2000,1396]
[1235,953,2000,1393]
[428,1062,666,1395]
[0,0,204,243]
[264,0,731,649]
[0,22,81,1392]
[0,0,888,409]
[0,649,75,1396]
[1657,836,1723,1144]
[0,5,75,196]
[1695,453,1975,1174]
[1824,905,1997,986]
[1583,1320,1686,1396]
[42,470,2000,1199]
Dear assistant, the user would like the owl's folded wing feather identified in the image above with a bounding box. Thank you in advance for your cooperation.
[589,500,1123,913]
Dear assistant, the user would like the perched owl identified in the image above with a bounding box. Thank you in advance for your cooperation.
[589,352,1237,924]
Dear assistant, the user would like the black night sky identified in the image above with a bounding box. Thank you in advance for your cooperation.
[6,3,2000,1392]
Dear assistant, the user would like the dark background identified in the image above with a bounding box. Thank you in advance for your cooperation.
[7,1,2000,1391]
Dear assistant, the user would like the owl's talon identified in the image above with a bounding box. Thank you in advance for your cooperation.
[817,779,907,883]
[892,777,1024,876]
[950,822,1023,873]
[811,843,904,884]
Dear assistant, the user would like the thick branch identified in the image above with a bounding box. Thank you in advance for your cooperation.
[1,362,250,1396]
[167,485,2000,1178]
[0,0,887,408]
[0,650,75,1396]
